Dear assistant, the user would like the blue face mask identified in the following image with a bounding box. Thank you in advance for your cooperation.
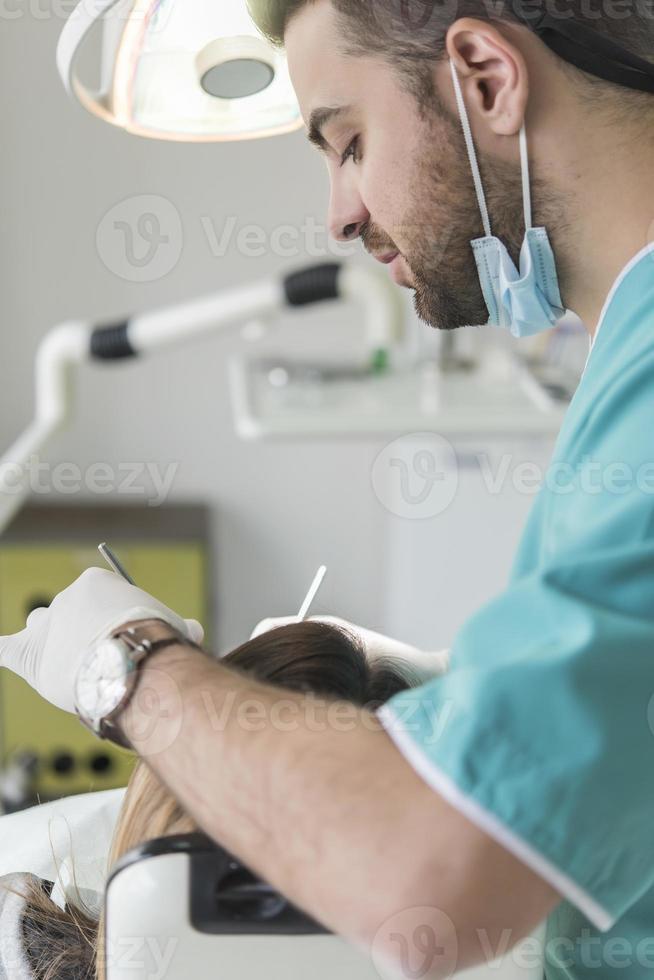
[449,60,566,339]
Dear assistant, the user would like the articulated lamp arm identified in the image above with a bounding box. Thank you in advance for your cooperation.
[0,262,402,535]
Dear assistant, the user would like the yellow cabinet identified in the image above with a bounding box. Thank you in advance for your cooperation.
[0,506,209,802]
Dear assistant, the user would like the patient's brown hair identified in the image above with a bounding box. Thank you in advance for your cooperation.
[12,621,418,980]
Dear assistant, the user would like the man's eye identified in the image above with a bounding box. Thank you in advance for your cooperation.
[340,136,360,167]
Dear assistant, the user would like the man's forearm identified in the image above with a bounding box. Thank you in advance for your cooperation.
[118,641,559,973]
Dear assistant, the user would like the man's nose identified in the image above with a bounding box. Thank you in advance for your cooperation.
[328,182,369,243]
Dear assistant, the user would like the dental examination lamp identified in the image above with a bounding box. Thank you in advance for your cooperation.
[56,0,303,141]
[56,0,654,144]
[0,262,402,536]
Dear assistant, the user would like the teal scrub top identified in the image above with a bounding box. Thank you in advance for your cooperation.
[378,244,654,980]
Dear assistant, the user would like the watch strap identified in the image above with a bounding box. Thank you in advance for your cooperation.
[98,633,186,749]
[76,619,203,750]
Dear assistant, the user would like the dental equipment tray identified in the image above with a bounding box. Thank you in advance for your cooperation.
[229,354,567,439]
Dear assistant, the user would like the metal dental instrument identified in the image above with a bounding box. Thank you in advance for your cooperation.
[298,565,327,621]
[98,542,135,585]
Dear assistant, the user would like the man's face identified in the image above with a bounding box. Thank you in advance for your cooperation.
[285,0,526,330]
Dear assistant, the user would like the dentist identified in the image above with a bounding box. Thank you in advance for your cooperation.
[3,3,654,977]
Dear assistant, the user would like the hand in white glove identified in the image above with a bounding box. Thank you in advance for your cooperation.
[251,615,449,683]
[0,567,204,713]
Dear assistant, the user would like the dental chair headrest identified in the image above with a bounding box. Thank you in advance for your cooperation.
[104,834,382,979]
[108,832,327,935]
[0,873,42,980]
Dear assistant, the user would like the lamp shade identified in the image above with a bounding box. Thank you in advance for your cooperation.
[57,0,303,141]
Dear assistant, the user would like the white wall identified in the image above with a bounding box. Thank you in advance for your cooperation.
[0,10,402,651]
[0,11,555,654]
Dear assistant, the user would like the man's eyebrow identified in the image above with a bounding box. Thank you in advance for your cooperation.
[307,105,352,151]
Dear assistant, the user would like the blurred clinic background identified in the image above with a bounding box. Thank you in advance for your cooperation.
[0,4,588,808]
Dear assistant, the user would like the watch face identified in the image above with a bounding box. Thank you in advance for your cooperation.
[75,637,131,723]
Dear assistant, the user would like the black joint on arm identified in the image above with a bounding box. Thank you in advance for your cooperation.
[90,322,136,360]
[283,263,342,307]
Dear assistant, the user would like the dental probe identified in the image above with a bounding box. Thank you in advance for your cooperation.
[298,565,327,621]
[98,542,136,585]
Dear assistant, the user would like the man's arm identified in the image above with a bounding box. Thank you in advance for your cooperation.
[119,634,560,977]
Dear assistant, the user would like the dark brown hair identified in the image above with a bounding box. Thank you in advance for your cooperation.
[247,0,654,116]
[10,620,418,980]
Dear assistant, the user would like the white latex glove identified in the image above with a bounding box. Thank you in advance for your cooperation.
[0,567,204,713]
[251,615,450,683]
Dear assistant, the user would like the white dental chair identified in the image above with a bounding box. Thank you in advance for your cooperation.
[104,834,547,980]
[104,833,381,979]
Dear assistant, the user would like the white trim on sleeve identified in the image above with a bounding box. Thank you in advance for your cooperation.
[377,703,616,934]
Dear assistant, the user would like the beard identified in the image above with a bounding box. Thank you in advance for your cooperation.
[361,101,568,331]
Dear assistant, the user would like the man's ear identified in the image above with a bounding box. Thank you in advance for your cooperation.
[444,18,529,136]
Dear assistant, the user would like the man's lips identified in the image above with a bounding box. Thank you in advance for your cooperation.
[373,251,400,265]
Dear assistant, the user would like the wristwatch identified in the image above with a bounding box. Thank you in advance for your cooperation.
[74,619,189,749]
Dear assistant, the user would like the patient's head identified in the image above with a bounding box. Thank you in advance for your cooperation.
[18,621,418,980]
[108,621,415,864]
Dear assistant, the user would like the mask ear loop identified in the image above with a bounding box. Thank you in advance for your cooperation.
[450,60,533,237]
[449,59,492,238]
[519,124,533,231]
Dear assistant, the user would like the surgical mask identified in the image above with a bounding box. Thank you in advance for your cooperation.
[449,60,566,338]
